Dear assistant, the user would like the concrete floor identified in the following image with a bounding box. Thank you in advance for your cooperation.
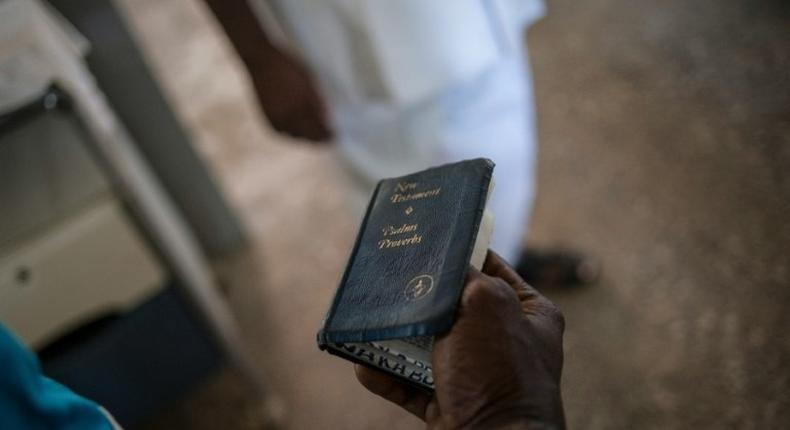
[117,0,790,428]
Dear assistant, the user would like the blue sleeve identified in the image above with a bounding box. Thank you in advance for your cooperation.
[0,323,113,430]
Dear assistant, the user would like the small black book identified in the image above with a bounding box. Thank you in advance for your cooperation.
[317,158,495,390]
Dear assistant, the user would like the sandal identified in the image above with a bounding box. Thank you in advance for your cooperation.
[515,248,600,289]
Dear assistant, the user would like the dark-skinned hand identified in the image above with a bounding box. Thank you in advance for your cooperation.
[247,45,333,142]
[355,251,566,430]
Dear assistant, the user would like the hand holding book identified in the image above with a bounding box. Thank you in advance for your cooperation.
[317,160,565,428]
[355,251,566,430]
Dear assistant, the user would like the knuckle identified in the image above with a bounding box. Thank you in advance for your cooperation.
[543,300,565,332]
[464,276,513,305]
[463,277,489,300]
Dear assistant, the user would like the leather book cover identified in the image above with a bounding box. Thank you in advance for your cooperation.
[316,158,494,389]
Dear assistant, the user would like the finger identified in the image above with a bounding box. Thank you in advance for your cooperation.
[309,92,334,141]
[289,109,332,142]
[482,250,536,296]
[315,121,333,141]
[290,116,315,140]
[354,364,432,420]
[301,117,332,142]
[271,116,302,139]
[479,252,559,323]
[294,93,332,142]
[487,253,563,320]
[462,265,521,309]
[271,108,314,140]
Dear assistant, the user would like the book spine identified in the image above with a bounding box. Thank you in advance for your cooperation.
[317,181,383,349]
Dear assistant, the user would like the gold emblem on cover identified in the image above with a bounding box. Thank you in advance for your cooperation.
[405,275,434,301]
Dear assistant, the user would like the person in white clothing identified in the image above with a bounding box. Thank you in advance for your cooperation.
[205,0,597,288]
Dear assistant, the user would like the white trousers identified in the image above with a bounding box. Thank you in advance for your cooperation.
[332,52,537,263]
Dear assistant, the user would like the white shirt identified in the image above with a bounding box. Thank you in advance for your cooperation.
[249,0,544,107]
[248,0,545,237]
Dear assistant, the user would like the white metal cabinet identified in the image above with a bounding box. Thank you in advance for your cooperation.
[0,198,164,349]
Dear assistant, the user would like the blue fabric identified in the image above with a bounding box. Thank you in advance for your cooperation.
[0,323,112,430]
